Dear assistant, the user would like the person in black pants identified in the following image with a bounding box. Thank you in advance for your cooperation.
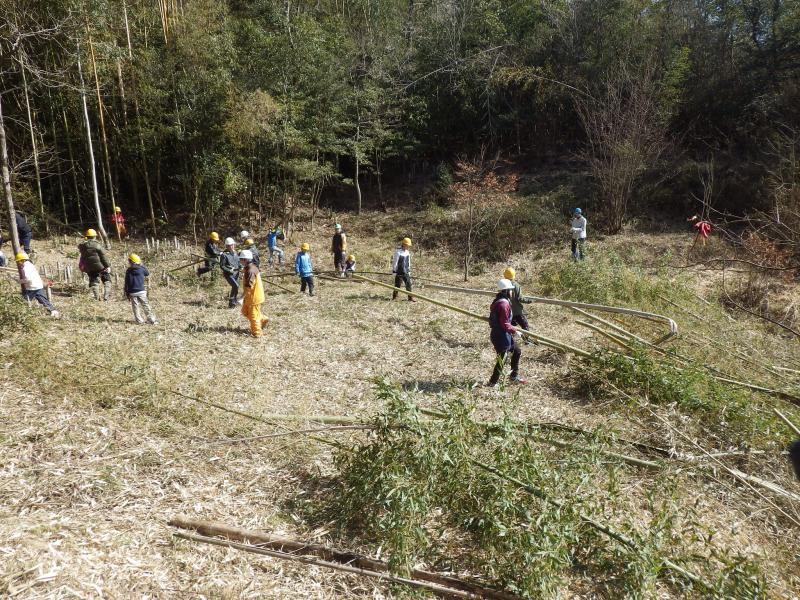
[219,237,241,307]
[790,440,800,481]
[331,224,347,276]
[391,237,416,301]
[16,212,32,254]
[197,232,221,276]
[488,278,528,387]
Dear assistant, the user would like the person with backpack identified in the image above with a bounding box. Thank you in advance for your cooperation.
[487,278,527,387]
[15,251,59,318]
[570,208,587,261]
[124,253,157,325]
[242,237,260,267]
[331,224,348,276]
[219,237,241,308]
[295,242,315,296]
[197,232,221,276]
[391,237,416,301]
[78,228,112,301]
[240,249,267,337]
[266,226,285,266]
[503,267,534,343]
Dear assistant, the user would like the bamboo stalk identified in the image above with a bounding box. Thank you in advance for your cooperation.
[168,518,520,600]
[423,283,679,344]
[352,275,589,356]
[172,531,493,600]
[773,408,800,436]
[575,320,636,352]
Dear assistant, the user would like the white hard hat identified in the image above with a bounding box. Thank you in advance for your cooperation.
[224,237,235,246]
[497,278,514,291]
[240,230,250,240]
[334,223,342,230]
[239,249,253,261]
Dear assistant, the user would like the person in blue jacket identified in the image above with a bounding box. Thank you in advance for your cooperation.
[295,242,315,296]
[124,253,157,324]
[266,226,285,266]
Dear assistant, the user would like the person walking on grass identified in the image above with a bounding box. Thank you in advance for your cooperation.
[219,237,241,308]
[790,441,800,481]
[111,206,127,239]
[197,232,221,276]
[504,267,534,344]
[331,223,347,276]
[487,278,527,387]
[570,208,587,261]
[240,249,267,338]
[15,252,59,318]
[78,228,112,301]
[243,237,260,267]
[295,242,315,296]
[124,254,157,325]
[266,226,285,267]
[391,237,416,302]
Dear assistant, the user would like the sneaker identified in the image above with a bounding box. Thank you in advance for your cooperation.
[236,298,243,305]
[486,381,499,389]
[408,297,417,302]
[50,310,60,319]
[510,376,528,385]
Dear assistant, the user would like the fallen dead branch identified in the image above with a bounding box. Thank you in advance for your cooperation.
[169,518,521,600]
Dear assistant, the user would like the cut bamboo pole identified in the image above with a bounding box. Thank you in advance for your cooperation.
[168,518,521,600]
[267,278,297,294]
[352,275,589,356]
[575,320,635,352]
[773,408,800,437]
[423,283,678,344]
[172,531,493,600]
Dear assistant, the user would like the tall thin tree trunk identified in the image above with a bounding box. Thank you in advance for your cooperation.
[62,106,83,226]
[0,94,25,287]
[87,25,118,242]
[47,90,68,225]
[354,123,362,215]
[77,44,110,247]
[18,50,48,233]
[123,0,157,236]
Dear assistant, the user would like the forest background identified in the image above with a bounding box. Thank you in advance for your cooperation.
[1,0,799,243]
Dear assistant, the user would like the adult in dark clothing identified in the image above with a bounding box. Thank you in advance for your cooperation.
[331,224,347,275]
[16,212,32,254]
[197,232,221,276]
[219,237,241,308]
[78,228,112,300]
[391,237,416,301]
[488,278,528,387]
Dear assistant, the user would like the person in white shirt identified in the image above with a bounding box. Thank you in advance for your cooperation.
[15,251,59,317]
[570,208,587,261]
[391,237,416,301]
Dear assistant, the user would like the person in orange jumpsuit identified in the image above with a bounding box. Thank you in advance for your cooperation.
[239,249,267,337]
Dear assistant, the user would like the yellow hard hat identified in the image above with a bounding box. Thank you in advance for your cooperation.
[347,254,355,261]
[504,267,516,280]
[128,253,141,264]
[301,242,310,251]
[245,238,254,246]
[15,251,29,262]
[85,228,97,238]
[210,232,220,241]
[401,237,412,247]
[114,206,122,212]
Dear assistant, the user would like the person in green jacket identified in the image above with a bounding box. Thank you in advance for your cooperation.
[78,228,112,301]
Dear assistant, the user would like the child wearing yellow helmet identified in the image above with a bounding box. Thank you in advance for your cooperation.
[295,243,315,296]
[124,254,157,325]
[15,252,59,318]
[503,267,533,343]
[344,254,356,277]
[197,232,221,276]
[391,237,416,301]
[78,230,112,300]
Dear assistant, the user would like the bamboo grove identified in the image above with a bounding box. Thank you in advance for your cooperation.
[1,0,799,239]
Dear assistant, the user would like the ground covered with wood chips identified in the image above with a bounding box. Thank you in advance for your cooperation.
[2,214,799,598]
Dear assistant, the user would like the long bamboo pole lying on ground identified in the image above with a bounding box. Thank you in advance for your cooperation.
[351,275,590,357]
[423,282,679,344]
[168,517,521,600]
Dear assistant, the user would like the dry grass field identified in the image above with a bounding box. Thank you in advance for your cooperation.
[2,213,799,598]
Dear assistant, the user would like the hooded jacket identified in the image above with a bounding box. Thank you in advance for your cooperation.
[124,264,150,295]
[78,239,111,273]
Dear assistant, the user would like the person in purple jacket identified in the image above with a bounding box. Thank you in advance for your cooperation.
[487,278,528,387]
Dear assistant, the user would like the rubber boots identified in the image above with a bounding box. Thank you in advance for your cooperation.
[103,281,112,301]
[90,282,101,300]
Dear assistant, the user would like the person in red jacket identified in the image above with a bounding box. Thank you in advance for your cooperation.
[111,206,127,239]
[688,214,711,249]
[487,278,528,387]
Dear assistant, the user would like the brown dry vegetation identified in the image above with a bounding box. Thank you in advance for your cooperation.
[1,213,800,598]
